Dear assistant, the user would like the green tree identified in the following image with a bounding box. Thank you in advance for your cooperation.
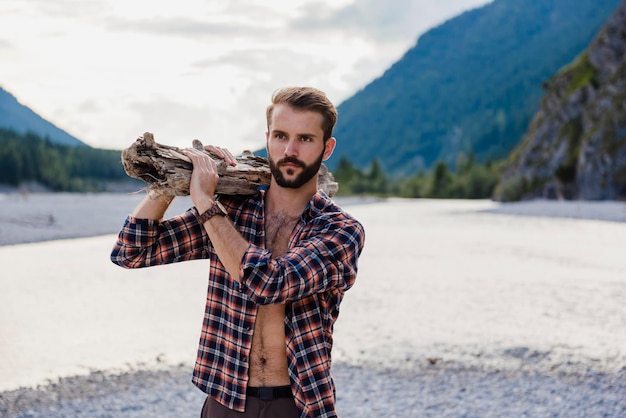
[429,161,453,198]
[334,156,360,185]
[366,159,387,195]
[0,127,128,191]
[0,145,22,185]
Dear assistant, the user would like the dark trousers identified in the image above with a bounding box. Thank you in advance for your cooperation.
[201,389,299,418]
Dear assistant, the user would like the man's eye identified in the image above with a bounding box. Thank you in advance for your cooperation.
[300,136,311,142]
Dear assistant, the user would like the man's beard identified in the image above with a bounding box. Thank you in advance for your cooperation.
[268,151,324,189]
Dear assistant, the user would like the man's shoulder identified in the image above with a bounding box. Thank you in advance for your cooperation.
[312,193,362,226]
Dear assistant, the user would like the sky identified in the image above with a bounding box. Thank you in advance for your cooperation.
[0,0,491,152]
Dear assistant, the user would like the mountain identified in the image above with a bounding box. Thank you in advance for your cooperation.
[328,0,623,177]
[493,0,626,201]
[0,86,86,147]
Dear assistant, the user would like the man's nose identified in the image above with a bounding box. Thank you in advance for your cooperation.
[284,138,298,157]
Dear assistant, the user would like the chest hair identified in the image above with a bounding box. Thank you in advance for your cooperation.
[265,212,300,257]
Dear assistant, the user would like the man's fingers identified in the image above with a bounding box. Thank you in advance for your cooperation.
[222,149,237,166]
[204,145,237,166]
[183,146,236,169]
[183,148,214,170]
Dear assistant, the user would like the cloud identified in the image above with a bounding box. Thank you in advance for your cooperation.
[0,38,14,51]
[191,46,329,74]
[101,1,300,39]
[291,0,492,42]
[291,0,422,41]
[105,16,258,38]
[98,1,363,50]
[6,0,109,19]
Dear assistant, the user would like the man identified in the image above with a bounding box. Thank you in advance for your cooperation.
[111,86,365,417]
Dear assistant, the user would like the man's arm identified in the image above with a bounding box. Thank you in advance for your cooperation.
[181,147,247,281]
[200,210,250,282]
[132,192,175,220]
[240,216,365,304]
[110,187,210,269]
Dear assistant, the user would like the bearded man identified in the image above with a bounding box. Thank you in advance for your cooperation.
[111,86,365,418]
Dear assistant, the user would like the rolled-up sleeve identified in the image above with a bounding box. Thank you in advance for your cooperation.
[111,209,210,268]
[240,217,365,304]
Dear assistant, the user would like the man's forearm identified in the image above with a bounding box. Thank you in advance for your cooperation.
[180,145,246,279]
[202,214,250,282]
[132,191,175,220]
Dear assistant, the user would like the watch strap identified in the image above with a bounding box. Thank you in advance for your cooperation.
[197,200,226,224]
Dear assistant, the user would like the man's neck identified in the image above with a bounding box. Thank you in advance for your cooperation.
[265,178,317,217]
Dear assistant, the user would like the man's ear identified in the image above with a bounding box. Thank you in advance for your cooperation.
[323,137,336,161]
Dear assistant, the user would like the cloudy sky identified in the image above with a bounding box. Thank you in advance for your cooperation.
[1,0,491,152]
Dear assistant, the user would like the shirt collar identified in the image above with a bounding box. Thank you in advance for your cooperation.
[259,188,332,222]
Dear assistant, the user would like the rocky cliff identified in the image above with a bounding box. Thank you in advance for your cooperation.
[493,1,626,201]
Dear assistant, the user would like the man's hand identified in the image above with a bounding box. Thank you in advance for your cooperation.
[204,145,238,167]
[182,146,249,281]
[181,146,237,212]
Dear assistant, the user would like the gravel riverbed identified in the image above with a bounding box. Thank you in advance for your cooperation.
[1,194,625,417]
[1,359,624,417]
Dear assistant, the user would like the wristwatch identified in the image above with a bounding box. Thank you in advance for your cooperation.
[197,200,227,224]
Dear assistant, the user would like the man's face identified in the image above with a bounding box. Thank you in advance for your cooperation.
[266,104,334,189]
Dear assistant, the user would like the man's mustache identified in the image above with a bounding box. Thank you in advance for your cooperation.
[278,157,305,168]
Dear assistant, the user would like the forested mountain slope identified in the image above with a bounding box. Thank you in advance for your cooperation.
[0,87,85,147]
[329,0,623,177]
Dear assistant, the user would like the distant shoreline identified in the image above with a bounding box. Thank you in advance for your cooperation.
[0,192,384,246]
[1,192,625,247]
[477,198,626,223]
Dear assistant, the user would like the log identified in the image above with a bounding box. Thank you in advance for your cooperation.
[121,132,339,197]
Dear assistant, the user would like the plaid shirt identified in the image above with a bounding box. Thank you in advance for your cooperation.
[111,190,365,417]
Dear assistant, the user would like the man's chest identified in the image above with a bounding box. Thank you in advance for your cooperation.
[264,214,300,257]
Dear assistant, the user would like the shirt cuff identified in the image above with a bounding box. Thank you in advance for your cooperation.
[240,244,272,284]
[120,216,161,246]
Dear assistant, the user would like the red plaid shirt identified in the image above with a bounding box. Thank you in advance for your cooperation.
[111,190,365,417]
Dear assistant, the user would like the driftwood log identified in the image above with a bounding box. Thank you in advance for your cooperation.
[121,132,338,197]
